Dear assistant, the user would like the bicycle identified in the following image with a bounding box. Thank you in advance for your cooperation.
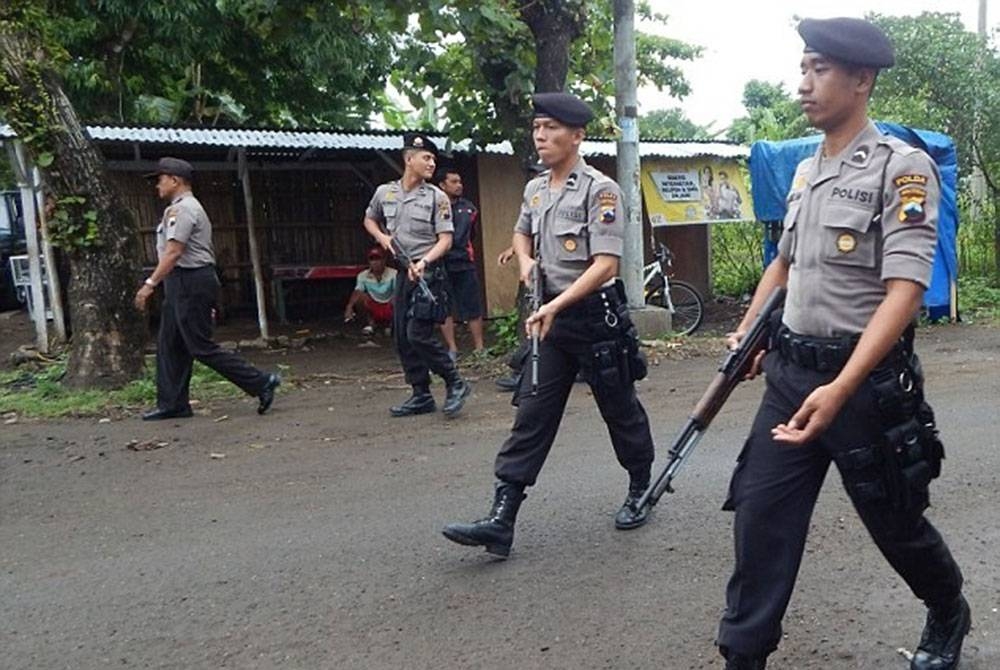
[643,242,705,336]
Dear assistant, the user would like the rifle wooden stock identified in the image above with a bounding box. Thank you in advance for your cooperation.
[636,287,786,512]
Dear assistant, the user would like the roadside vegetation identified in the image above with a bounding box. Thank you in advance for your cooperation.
[0,356,250,418]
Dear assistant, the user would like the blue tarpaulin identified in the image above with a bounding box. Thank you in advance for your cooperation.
[749,123,958,320]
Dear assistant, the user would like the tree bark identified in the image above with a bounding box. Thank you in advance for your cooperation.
[520,0,585,93]
[1,22,146,388]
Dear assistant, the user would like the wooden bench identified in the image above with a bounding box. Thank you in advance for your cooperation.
[270,263,366,324]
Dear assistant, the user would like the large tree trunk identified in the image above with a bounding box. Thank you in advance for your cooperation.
[1,11,146,388]
[520,0,586,93]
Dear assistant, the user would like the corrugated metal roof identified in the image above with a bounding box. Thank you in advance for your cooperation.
[0,124,747,159]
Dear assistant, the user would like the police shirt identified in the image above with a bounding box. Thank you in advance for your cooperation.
[513,157,625,295]
[156,192,216,268]
[366,181,454,260]
[445,197,479,270]
[778,122,938,337]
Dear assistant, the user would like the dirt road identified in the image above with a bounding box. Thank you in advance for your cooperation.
[2,321,998,669]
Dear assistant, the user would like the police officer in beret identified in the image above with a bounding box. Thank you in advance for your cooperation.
[134,157,280,420]
[363,133,471,417]
[441,92,656,557]
[715,18,968,670]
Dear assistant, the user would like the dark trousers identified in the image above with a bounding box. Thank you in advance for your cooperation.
[392,268,459,390]
[156,267,268,410]
[717,350,964,657]
[494,292,655,487]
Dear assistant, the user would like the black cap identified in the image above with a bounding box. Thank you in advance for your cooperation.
[144,156,193,181]
[402,132,438,155]
[798,17,894,69]
[532,92,594,128]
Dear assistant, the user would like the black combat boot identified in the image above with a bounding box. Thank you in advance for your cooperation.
[911,594,971,670]
[390,387,436,417]
[720,647,767,670]
[442,482,526,558]
[442,377,471,416]
[614,476,650,530]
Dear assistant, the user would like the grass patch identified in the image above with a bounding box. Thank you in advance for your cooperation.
[957,274,1000,324]
[0,356,272,418]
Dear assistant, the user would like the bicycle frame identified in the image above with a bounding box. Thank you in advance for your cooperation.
[643,253,676,312]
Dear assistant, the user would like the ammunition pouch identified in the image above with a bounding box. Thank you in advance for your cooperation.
[834,352,944,513]
[590,338,627,396]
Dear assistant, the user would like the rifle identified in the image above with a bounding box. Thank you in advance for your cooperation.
[529,232,542,395]
[635,286,786,513]
[390,238,437,305]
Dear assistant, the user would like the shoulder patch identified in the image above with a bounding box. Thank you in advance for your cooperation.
[898,187,927,224]
[597,190,618,206]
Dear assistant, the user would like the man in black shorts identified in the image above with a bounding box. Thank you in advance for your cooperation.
[436,168,485,360]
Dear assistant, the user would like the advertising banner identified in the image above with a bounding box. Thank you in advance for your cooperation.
[641,159,752,225]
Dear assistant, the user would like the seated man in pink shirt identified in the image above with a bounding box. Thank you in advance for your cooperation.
[344,247,397,335]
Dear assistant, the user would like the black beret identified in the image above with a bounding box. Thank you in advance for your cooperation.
[402,132,438,155]
[798,17,894,69]
[144,156,193,181]
[532,92,594,128]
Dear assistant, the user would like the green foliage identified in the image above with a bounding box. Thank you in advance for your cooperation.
[43,0,413,127]
[488,308,522,356]
[867,13,996,178]
[956,274,1000,323]
[639,107,716,140]
[0,356,254,418]
[727,80,812,143]
[710,221,765,296]
[394,1,702,154]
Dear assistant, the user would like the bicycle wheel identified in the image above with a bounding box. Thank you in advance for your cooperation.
[666,280,704,336]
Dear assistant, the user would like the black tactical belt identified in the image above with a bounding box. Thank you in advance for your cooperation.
[775,324,914,373]
[775,327,860,372]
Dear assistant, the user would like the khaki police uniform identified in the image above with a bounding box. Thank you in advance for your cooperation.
[365,180,462,390]
[717,123,964,657]
[154,192,271,411]
[493,157,655,488]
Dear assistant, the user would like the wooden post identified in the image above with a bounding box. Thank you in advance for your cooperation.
[10,141,48,352]
[237,147,270,341]
[32,167,67,342]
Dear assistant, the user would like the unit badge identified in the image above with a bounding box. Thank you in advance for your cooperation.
[836,232,856,253]
[563,238,578,252]
[530,193,541,208]
[600,207,616,224]
[898,187,927,223]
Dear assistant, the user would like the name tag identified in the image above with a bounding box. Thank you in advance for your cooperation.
[830,187,877,205]
[555,207,587,222]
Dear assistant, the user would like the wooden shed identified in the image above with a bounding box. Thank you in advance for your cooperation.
[3,124,748,336]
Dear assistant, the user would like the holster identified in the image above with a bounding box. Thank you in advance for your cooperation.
[835,351,945,513]
[407,265,449,324]
[587,297,647,390]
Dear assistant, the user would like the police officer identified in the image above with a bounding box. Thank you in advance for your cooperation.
[435,167,486,358]
[363,133,471,418]
[441,93,656,558]
[134,157,280,420]
[716,19,968,670]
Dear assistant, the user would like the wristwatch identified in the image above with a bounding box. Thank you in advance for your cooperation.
[144,278,157,287]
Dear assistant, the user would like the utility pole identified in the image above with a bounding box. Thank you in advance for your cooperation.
[613,0,643,308]
[972,0,988,216]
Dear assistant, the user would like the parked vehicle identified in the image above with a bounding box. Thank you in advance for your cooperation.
[0,190,26,310]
